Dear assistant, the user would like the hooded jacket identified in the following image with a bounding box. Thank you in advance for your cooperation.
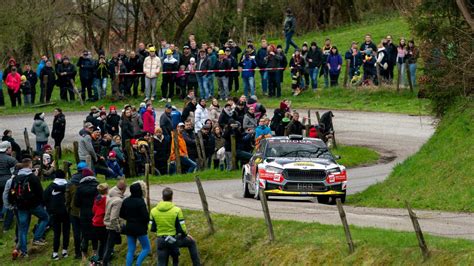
[52,113,66,140]
[13,168,44,210]
[243,112,257,130]
[78,132,97,162]
[74,176,99,224]
[31,118,50,142]
[194,104,209,133]
[119,182,148,236]
[149,200,187,237]
[181,101,196,122]
[307,47,324,68]
[56,62,77,87]
[104,186,125,232]
[92,194,107,227]
[43,178,68,215]
[143,109,155,135]
[5,72,21,93]
[143,55,162,78]
[66,172,83,217]
[169,132,188,161]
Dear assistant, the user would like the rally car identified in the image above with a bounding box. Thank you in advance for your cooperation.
[242,135,347,203]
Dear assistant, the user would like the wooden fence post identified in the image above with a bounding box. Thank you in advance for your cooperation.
[125,141,136,177]
[195,132,205,170]
[195,175,215,234]
[230,134,237,170]
[315,111,321,125]
[376,63,382,86]
[259,189,275,242]
[145,164,151,210]
[149,139,155,176]
[73,141,80,164]
[396,63,402,92]
[62,160,71,179]
[344,59,351,87]
[406,62,413,92]
[336,198,355,253]
[198,131,208,169]
[405,201,430,261]
[23,128,33,156]
[172,129,182,174]
[54,146,60,170]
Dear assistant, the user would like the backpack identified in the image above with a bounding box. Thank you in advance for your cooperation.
[8,175,34,209]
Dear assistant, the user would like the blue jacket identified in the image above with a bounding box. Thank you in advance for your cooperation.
[239,57,257,78]
[77,57,96,80]
[36,60,45,77]
[255,125,272,139]
[106,160,123,178]
[256,48,268,69]
[171,109,182,128]
[327,54,342,75]
[344,50,363,69]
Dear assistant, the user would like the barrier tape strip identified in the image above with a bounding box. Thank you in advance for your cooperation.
[117,66,294,76]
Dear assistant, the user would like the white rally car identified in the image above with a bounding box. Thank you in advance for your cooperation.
[242,135,347,203]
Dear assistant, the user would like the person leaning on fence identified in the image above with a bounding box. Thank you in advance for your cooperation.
[150,187,201,266]
[169,122,197,174]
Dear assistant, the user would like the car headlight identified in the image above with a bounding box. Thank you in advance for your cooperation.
[265,166,283,174]
[327,167,341,174]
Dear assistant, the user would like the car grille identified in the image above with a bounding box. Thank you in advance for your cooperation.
[284,182,327,192]
[284,169,327,181]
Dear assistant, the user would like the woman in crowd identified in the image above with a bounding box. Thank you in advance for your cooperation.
[326,46,342,87]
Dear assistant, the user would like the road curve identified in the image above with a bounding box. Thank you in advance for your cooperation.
[4,110,473,240]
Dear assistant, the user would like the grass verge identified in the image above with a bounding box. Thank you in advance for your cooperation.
[349,99,474,212]
[1,210,473,265]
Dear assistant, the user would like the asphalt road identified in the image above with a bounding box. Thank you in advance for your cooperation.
[3,109,473,240]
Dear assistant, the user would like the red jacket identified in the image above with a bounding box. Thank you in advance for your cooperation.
[92,195,107,227]
[5,72,21,93]
[143,109,155,134]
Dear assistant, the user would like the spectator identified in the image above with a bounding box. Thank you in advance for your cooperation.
[239,49,257,97]
[194,98,209,133]
[182,97,197,123]
[171,106,182,129]
[102,179,127,265]
[276,45,287,88]
[160,103,174,139]
[290,49,305,95]
[56,56,77,102]
[161,49,179,102]
[256,39,269,95]
[218,103,236,129]
[183,120,198,163]
[153,127,170,175]
[43,169,69,260]
[246,95,266,121]
[94,56,110,99]
[13,158,49,256]
[265,44,283,97]
[106,106,121,136]
[143,46,162,101]
[169,123,197,174]
[22,63,37,104]
[92,183,109,261]
[406,40,419,87]
[212,126,226,170]
[320,39,332,88]
[196,49,211,99]
[200,124,215,167]
[0,141,17,220]
[397,38,408,87]
[77,51,96,101]
[125,51,141,97]
[74,168,99,261]
[176,65,187,99]
[52,108,66,159]
[66,162,87,259]
[106,151,124,178]
[215,50,231,100]
[283,8,298,54]
[5,67,21,107]
[287,112,304,135]
[40,152,56,180]
[362,50,377,84]
[110,135,126,165]
[120,181,150,266]
[20,75,32,105]
[345,41,363,81]
[142,104,156,135]
[301,42,310,89]
[3,58,22,83]
[121,109,135,142]
[78,122,98,168]
[307,41,323,91]
[224,46,238,93]
[2,130,21,161]
[270,100,291,136]
[326,46,343,87]
[360,34,377,53]
[255,117,272,139]
[186,57,199,94]
[223,121,252,170]
[206,47,217,98]
[208,98,220,125]
[377,41,389,84]
[31,112,50,152]
[243,106,258,131]
[385,35,398,83]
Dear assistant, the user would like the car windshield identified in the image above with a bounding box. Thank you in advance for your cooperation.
[265,142,334,160]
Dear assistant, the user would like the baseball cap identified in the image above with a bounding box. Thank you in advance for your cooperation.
[225,47,231,52]
[0,141,11,152]
[178,122,185,127]
[183,45,190,49]
[218,50,225,55]
[165,103,172,109]
[84,122,94,129]
[148,46,156,52]
[77,161,88,170]
[166,49,173,55]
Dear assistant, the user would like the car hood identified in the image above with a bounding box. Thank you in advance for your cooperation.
[265,157,338,169]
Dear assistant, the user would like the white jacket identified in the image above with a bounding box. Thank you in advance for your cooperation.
[194,104,209,133]
[143,56,162,78]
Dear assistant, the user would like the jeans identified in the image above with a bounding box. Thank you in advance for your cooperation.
[93,78,107,99]
[217,76,229,100]
[126,235,151,266]
[51,214,70,253]
[259,70,268,93]
[197,75,210,99]
[284,31,298,54]
[242,76,255,97]
[2,207,15,231]
[18,205,49,254]
[145,77,157,99]
[23,94,32,105]
[397,62,406,86]
[409,63,416,87]
[169,156,197,174]
[207,74,215,98]
[308,67,319,89]
[80,78,94,100]
[70,215,82,257]
[329,72,340,87]
[157,237,179,266]
[36,141,47,153]
[177,236,201,266]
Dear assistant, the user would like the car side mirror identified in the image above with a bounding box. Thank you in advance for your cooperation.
[334,155,341,160]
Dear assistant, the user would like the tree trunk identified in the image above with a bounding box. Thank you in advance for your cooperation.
[456,0,474,31]
[172,0,201,43]
[106,0,116,53]
[132,0,140,48]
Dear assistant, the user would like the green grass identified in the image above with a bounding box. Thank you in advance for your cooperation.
[349,99,474,212]
[332,145,380,168]
[1,210,473,265]
[0,16,430,116]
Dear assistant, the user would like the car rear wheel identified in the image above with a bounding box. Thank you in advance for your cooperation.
[242,173,252,198]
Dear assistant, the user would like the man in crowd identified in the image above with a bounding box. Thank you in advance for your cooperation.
[77,51,96,101]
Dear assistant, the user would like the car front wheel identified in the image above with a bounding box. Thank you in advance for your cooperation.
[242,173,252,198]
[254,174,267,200]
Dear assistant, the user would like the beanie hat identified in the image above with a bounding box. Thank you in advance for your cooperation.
[77,162,87,170]
[108,151,116,158]
[55,170,66,179]
[109,105,117,111]
[276,44,283,49]
[42,144,52,152]
[97,183,109,194]
[82,168,95,177]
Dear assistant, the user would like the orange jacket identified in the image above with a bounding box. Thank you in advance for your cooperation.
[169,131,188,161]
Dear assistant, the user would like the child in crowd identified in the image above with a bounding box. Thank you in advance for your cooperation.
[20,75,32,105]
[106,151,124,178]
[92,183,108,262]
[176,65,187,99]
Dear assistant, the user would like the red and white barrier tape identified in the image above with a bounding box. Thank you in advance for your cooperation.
[118,67,293,76]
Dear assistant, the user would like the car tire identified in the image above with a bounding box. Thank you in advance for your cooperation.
[242,174,252,198]
[317,195,330,204]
